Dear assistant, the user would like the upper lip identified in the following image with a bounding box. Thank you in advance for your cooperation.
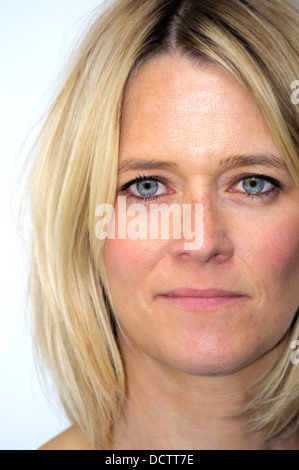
[160,288,245,298]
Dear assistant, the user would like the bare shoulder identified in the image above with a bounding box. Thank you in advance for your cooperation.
[38,424,92,450]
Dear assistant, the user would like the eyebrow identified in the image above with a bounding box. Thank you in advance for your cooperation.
[218,153,289,172]
[118,159,177,173]
[118,153,289,174]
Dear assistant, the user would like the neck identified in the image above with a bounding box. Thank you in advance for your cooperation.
[112,337,297,450]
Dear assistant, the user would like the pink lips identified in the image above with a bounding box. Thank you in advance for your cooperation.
[160,288,246,310]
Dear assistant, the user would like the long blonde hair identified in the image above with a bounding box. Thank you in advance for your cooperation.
[23,0,299,449]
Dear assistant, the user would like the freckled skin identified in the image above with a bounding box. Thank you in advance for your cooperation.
[103,54,299,377]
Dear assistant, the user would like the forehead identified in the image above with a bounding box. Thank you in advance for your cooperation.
[123,54,249,113]
[119,54,280,167]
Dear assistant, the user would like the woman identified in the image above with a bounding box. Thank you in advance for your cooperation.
[25,0,299,449]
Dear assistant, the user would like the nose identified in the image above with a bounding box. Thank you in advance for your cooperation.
[169,197,234,263]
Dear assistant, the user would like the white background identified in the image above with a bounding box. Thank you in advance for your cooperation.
[0,0,105,450]
[1,0,299,451]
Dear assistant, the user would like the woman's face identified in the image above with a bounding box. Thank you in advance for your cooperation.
[103,54,299,376]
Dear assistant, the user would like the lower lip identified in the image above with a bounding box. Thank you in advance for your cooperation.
[160,295,246,310]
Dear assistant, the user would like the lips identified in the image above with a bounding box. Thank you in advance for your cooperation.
[161,288,245,298]
[159,288,247,310]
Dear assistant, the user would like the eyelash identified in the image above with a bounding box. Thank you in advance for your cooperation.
[119,173,281,203]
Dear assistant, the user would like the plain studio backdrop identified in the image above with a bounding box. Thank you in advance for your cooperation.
[1,0,299,451]
[0,0,106,450]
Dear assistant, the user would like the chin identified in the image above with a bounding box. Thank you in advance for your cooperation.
[156,337,270,378]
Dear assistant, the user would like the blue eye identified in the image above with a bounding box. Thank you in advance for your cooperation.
[136,179,159,197]
[119,173,281,203]
[237,174,281,199]
[242,176,267,194]
[120,176,168,201]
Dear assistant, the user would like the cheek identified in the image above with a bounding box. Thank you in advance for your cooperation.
[102,202,170,284]
[269,223,299,274]
[264,219,299,278]
[103,237,163,285]
[103,238,142,281]
[238,210,299,289]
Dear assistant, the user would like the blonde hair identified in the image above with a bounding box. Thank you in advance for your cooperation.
[23,0,299,449]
